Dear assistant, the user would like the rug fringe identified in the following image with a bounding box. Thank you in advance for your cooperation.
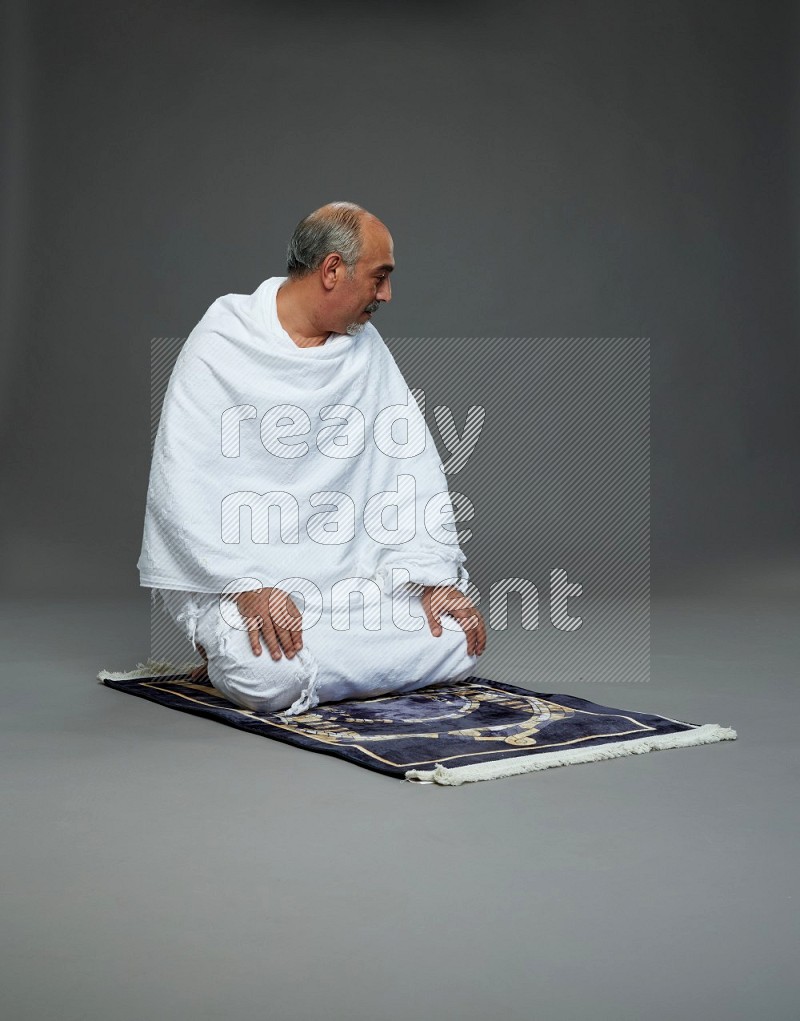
[404,723,738,786]
[97,660,198,683]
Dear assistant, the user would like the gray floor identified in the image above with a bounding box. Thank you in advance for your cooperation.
[1,557,798,1021]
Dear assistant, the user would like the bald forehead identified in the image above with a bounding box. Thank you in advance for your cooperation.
[360,218,394,268]
[356,209,385,233]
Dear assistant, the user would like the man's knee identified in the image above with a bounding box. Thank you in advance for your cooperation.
[199,607,310,713]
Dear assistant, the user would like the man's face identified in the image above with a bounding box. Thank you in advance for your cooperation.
[335,220,395,336]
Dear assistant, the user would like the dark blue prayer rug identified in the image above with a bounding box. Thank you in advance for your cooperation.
[97,664,737,785]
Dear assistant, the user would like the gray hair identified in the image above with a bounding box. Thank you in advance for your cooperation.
[286,201,367,279]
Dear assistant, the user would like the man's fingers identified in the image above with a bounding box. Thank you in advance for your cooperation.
[259,616,283,660]
[422,587,442,636]
[236,590,305,660]
[463,614,478,656]
[272,622,296,658]
[241,607,276,659]
[248,630,260,655]
[450,606,482,656]
[476,612,487,655]
[268,593,303,658]
[290,599,304,650]
[455,607,486,655]
[437,590,486,657]
[240,611,263,656]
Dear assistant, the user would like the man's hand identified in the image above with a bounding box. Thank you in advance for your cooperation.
[233,587,304,660]
[421,585,486,657]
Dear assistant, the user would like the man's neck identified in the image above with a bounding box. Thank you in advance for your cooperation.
[276,279,331,348]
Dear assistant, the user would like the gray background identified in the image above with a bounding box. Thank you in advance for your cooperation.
[2,0,797,599]
[1,2,798,1021]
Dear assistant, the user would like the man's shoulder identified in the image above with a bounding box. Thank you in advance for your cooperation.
[183,278,276,354]
[199,279,270,327]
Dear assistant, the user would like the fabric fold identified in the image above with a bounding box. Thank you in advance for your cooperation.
[277,648,322,717]
[138,276,471,605]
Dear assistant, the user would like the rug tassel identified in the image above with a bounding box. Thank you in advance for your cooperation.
[404,724,738,785]
[97,660,199,683]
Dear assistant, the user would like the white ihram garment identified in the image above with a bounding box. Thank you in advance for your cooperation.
[139,276,476,715]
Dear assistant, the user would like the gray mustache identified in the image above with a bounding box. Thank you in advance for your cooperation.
[365,301,380,314]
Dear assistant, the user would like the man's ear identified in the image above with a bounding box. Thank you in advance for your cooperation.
[320,252,342,291]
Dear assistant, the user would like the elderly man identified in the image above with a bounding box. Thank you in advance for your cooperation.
[138,201,486,716]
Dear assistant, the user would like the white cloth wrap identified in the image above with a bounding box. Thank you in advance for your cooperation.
[139,276,473,713]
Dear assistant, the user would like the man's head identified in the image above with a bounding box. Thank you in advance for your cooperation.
[285,201,394,336]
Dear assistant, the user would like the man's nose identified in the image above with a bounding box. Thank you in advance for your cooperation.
[378,277,392,302]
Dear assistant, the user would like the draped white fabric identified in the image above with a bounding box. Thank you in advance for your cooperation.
[138,276,471,604]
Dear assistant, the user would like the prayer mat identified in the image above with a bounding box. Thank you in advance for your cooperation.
[97,663,737,785]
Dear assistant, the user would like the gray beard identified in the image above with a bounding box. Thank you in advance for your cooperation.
[345,321,368,336]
